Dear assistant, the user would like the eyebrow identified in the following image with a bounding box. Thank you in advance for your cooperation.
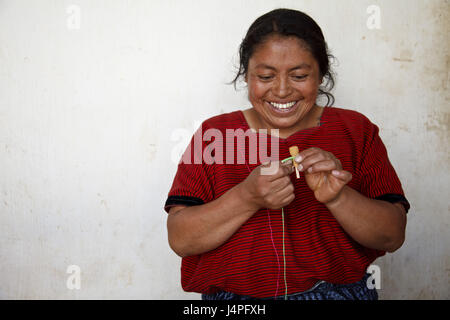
[254,63,312,71]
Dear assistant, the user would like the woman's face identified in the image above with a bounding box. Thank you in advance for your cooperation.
[245,35,322,134]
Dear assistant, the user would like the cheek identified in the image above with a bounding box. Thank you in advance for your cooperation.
[296,80,320,99]
[248,82,268,100]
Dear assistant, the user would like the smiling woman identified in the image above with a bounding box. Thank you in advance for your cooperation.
[164,8,410,301]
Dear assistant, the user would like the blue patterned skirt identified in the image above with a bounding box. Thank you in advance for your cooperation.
[202,273,378,300]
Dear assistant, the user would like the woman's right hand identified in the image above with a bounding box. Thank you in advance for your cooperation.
[167,161,295,257]
[238,161,296,211]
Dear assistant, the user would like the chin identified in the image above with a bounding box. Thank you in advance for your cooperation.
[267,118,298,131]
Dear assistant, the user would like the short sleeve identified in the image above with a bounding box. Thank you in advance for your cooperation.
[357,120,410,213]
[164,124,215,213]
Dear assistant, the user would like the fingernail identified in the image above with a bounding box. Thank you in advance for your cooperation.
[308,167,313,173]
[332,170,340,176]
[295,155,302,163]
[298,164,303,171]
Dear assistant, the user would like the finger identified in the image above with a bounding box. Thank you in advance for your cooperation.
[260,161,280,177]
[265,184,294,209]
[331,170,352,183]
[306,159,339,174]
[314,172,327,191]
[276,183,295,200]
[279,191,295,207]
[294,147,322,164]
[281,160,294,171]
[271,176,293,193]
[262,161,292,181]
[281,160,296,175]
[298,152,334,172]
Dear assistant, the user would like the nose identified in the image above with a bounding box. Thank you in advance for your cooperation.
[272,76,292,98]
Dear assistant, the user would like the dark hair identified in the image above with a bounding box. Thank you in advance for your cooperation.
[231,8,335,106]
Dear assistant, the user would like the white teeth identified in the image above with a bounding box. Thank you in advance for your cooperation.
[269,101,297,109]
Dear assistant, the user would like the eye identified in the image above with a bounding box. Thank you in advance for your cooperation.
[258,75,274,81]
[292,75,308,80]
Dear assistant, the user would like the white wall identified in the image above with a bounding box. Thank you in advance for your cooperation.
[0,0,448,299]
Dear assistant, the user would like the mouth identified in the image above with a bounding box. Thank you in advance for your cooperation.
[266,100,299,114]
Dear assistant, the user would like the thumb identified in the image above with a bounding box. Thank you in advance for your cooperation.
[261,160,271,167]
[260,161,279,176]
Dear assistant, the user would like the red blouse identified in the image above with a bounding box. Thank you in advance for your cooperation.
[164,107,409,298]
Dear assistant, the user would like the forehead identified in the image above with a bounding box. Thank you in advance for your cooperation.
[249,35,317,70]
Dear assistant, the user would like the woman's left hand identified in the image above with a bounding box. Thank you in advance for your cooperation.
[294,147,352,204]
